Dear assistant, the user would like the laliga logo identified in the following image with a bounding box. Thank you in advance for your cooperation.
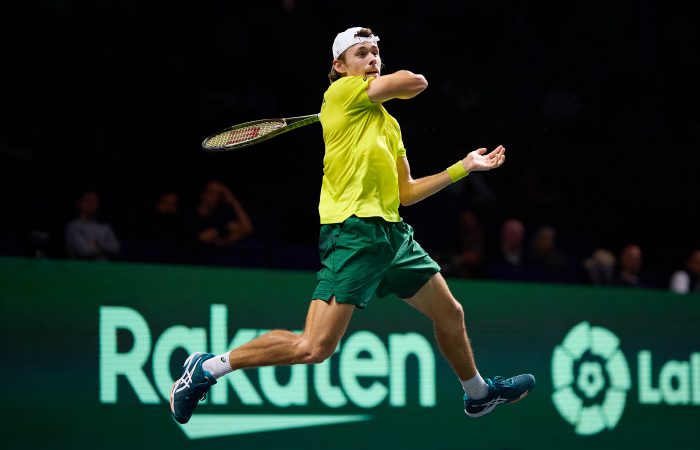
[551,321,631,436]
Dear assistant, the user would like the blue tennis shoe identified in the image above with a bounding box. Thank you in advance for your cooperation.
[170,352,217,424]
[464,374,535,418]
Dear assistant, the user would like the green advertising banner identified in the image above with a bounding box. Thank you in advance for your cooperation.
[1,257,698,449]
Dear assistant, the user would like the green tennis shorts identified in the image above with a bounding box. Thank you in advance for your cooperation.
[312,215,441,308]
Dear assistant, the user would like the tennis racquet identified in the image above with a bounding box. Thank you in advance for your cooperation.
[201,113,320,152]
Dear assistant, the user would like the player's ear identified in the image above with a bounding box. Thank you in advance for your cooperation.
[332,59,347,75]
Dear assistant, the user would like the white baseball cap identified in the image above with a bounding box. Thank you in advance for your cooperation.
[332,26,380,60]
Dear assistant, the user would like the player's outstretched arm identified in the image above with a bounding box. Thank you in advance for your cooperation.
[398,145,506,206]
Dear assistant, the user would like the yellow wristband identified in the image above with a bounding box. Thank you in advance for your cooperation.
[446,161,469,183]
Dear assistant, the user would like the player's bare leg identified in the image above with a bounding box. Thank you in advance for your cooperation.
[404,273,535,418]
[170,297,354,423]
[229,297,354,368]
[403,273,478,380]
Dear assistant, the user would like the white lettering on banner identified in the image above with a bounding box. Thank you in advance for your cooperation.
[638,351,700,405]
[314,345,347,408]
[98,304,436,409]
[638,351,660,403]
[389,333,436,406]
[259,363,309,407]
[100,306,159,404]
[339,331,389,408]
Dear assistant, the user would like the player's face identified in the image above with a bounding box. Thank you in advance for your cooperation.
[339,43,381,78]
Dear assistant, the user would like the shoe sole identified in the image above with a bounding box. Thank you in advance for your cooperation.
[465,388,532,418]
[170,380,180,420]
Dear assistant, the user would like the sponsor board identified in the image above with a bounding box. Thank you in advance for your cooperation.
[2,258,698,449]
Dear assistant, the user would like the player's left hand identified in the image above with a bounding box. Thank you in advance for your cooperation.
[462,145,506,172]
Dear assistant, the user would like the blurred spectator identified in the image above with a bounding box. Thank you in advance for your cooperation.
[615,244,646,288]
[669,249,700,294]
[525,225,571,282]
[583,248,616,285]
[64,190,121,260]
[189,180,254,247]
[443,210,486,278]
[487,217,526,280]
[121,190,191,264]
[146,191,189,243]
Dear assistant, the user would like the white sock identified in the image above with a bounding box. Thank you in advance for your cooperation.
[461,372,489,399]
[202,353,233,379]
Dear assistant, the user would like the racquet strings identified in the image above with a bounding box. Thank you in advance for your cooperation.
[204,120,285,149]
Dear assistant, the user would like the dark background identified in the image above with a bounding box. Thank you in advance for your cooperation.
[2,0,699,287]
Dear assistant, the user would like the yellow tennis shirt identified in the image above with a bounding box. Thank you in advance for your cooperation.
[318,76,406,224]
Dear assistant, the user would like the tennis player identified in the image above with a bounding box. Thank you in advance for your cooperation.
[171,26,534,424]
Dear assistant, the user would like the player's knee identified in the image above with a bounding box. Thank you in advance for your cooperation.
[310,343,336,363]
[452,300,465,321]
[435,299,465,329]
[299,340,335,364]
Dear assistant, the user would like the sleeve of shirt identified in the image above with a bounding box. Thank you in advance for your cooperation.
[397,137,407,158]
[330,77,373,113]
